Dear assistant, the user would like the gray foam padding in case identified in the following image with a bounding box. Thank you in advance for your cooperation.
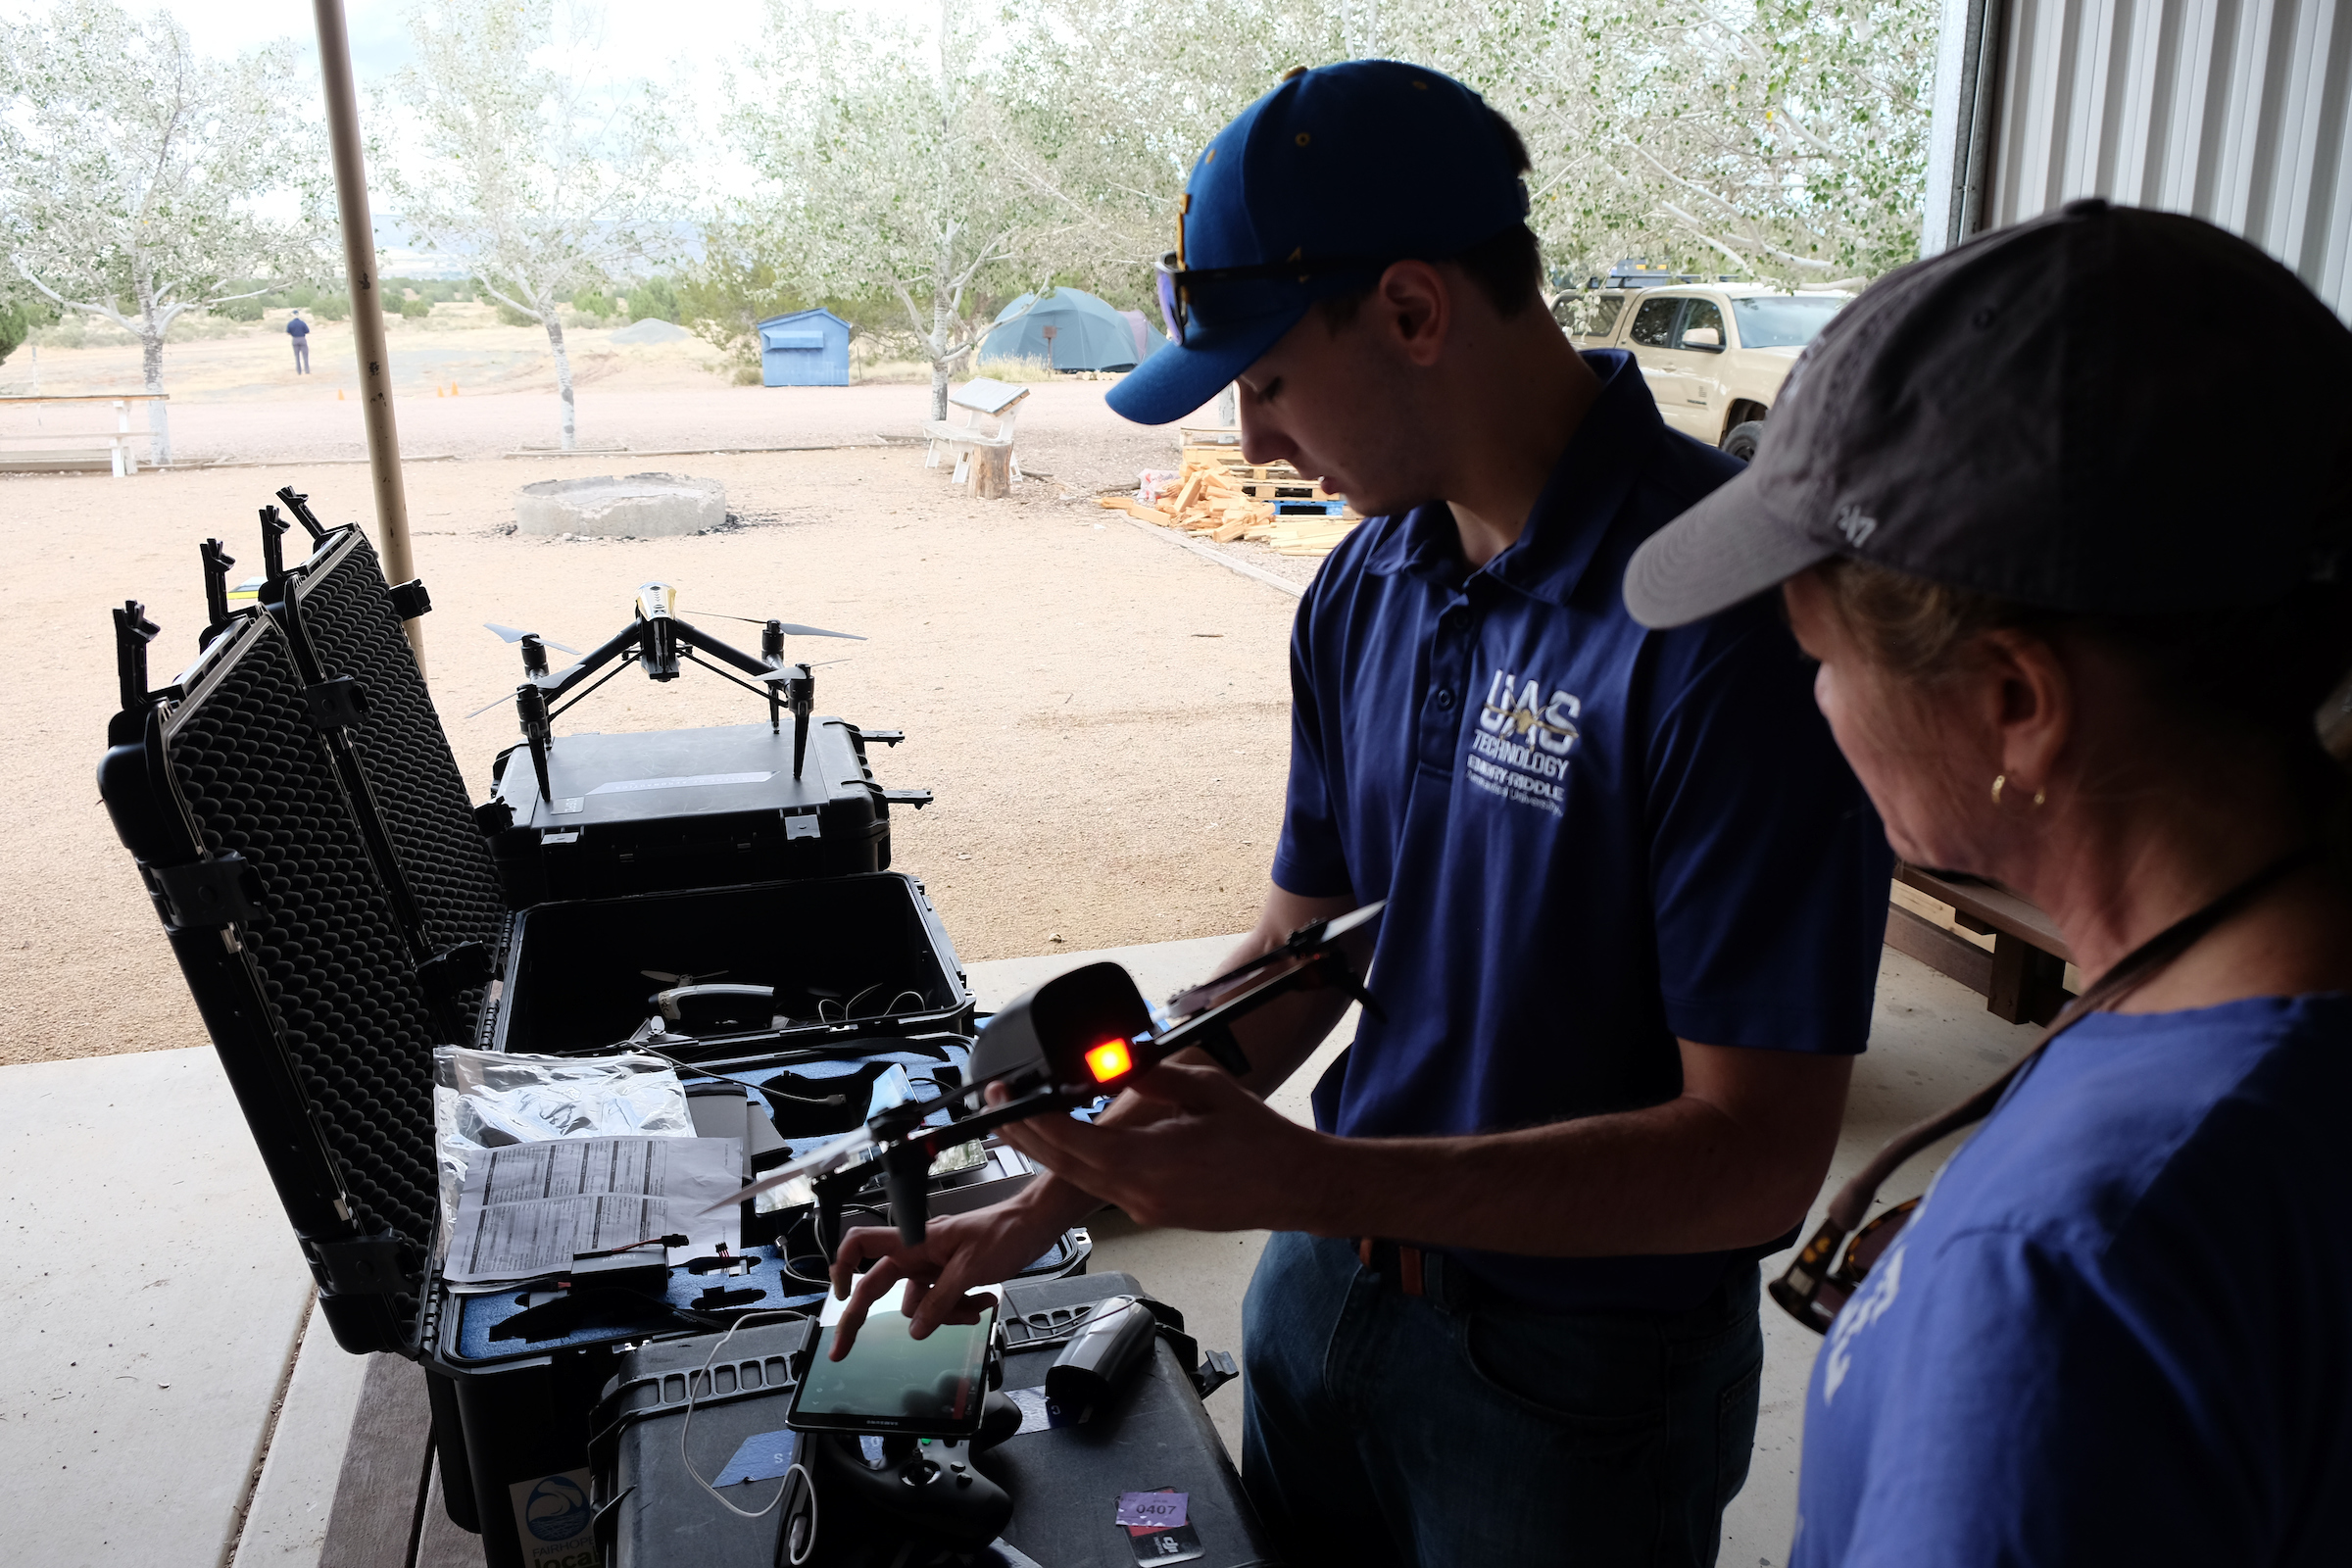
[293,531,509,1029]
[169,617,445,1251]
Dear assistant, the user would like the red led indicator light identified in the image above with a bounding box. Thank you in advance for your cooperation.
[1084,1039,1134,1083]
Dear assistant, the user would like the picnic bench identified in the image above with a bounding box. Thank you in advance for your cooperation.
[1885,862,2075,1025]
[0,392,166,476]
[924,377,1028,499]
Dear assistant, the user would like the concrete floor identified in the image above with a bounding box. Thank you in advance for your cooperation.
[0,935,2035,1568]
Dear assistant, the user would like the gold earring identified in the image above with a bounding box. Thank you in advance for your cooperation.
[1993,774,2048,809]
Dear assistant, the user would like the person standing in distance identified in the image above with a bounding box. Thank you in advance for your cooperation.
[828,61,1892,1566]
[286,308,310,374]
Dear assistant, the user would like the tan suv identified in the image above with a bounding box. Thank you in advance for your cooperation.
[1563,285,1848,460]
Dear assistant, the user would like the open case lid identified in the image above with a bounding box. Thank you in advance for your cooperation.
[270,514,511,1034]
[99,609,447,1351]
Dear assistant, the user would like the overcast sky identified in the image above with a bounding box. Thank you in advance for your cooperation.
[131,0,770,83]
[0,0,784,228]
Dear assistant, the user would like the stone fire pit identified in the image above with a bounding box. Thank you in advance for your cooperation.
[515,472,726,538]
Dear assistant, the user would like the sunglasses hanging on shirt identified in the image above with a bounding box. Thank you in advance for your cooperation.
[1771,844,2321,1333]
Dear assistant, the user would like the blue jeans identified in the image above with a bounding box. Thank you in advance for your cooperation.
[1242,1231,1763,1567]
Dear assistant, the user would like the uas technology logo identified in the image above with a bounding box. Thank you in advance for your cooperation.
[1468,670,1581,817]
[525,1474,593,1543]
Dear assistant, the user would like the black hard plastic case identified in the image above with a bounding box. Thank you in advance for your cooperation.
[93,514,1005,1568]
[588,1273,1269,1568]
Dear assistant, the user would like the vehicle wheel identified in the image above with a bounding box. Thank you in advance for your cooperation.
[1723,420,1766,462]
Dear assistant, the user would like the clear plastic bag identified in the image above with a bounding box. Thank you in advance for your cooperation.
[432,1047,695,1253]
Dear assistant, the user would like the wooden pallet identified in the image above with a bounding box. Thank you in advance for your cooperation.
[1104,444,1363,557]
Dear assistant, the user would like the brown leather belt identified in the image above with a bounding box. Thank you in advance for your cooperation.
[1357,1237,1427,1297]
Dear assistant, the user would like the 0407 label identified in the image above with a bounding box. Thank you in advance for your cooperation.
[1116,1490,1188,1529]
[1118,1487,1203,1562]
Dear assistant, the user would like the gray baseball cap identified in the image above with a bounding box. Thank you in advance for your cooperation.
[1622,200,2352,628]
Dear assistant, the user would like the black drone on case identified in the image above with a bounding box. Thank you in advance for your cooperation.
[471,582,864,801]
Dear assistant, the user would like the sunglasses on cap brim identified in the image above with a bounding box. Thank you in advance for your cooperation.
[1154,250,1390,347]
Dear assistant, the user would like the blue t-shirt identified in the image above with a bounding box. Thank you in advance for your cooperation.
[1273,350,1892,1314]
[1794,993,2352,1566]
[287,317,310,337]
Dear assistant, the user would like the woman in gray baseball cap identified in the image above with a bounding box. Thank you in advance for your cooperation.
[1625,199,2352,1564]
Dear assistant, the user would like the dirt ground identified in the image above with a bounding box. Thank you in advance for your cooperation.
[0,365,1322,1065]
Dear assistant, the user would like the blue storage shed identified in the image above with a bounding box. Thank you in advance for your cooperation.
[757,308,851,386]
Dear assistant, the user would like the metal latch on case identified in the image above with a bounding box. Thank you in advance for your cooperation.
[152,855,263,931]
[417,940,495,998]
[311,1233,411,1295]
[301,676,369,730]
[385,578,432,619]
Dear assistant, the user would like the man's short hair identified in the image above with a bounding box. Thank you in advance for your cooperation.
[1317,106,1543,328]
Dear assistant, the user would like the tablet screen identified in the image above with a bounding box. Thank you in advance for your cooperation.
[787,1304,996,1436]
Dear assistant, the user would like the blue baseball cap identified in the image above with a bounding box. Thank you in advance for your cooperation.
[1105,60,1531,426]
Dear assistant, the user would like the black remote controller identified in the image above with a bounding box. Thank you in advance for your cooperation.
[798,1403,1016,1554]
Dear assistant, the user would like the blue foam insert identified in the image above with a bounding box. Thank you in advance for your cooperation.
[447,1040,1084,1363]
[450,1235,1079,1362]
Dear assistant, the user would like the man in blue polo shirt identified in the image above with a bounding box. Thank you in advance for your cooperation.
[830,61,1889,1565]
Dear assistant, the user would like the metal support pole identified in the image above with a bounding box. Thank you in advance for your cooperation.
[312,0,423,674]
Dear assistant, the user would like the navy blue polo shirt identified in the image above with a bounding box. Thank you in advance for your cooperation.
[1274,350,1891,1314]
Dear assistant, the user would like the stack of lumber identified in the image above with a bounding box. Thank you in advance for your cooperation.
[1096,445,1362,558]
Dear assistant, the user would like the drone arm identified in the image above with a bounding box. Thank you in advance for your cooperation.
[539,621,643,702]
[676,650,781,705]
[544,659,634,721]
[670,616,773,679]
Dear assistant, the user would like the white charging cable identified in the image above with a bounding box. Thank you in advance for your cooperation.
[678,1306,817,1553]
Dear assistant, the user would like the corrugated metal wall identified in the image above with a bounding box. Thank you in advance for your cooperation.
[1928,0,2352,319]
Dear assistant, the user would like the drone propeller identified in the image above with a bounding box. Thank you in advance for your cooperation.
[758,659,852,680]
[462,690,516,721]
[484,621,583,656]
[641,968,727,986]
[688,612,864,641]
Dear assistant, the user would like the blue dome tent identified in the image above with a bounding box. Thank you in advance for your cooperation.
[979,289,1157,371]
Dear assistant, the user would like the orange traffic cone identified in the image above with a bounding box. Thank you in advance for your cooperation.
[337,388,345,401]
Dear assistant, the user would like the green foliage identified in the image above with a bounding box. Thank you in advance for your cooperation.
[283,284,319,309]
[717,0,1930,362]
[677,225,808,371]
[217,294,267,321]
[0,1,328,359]
[385,0,682,357]
[0,287,60,364]
[400,294,434,318]
[312,294,350,321]
[384,276,470,304]
[624,275,681,322]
